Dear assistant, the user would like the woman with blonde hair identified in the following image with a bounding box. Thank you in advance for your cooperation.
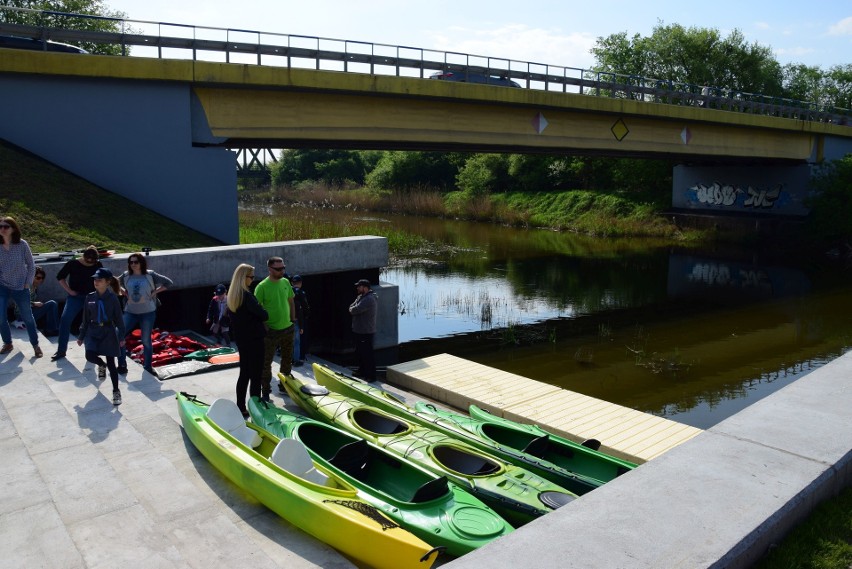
[227,264,268,417]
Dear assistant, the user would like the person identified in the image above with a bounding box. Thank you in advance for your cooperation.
[254,256,296,399]
[227,264,268,417]
[52,245,102,361]
[77,268,126,405]
[290,275,310,367]
[206,283,231,346]
[0,216,42,358]
[349,278,378,381]
[12,266,59,337]
[117,252,173,375]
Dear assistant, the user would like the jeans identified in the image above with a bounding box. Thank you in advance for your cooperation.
[0,285,39,346]
[354,332,375,380]
[57,294,86,354]
[119,311,156,368]
[292,319,301,361]
[32,300,59,334]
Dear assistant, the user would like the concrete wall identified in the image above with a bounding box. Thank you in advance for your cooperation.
[672,164,811,215]
[0,73,237,243]
[33,237,398,350]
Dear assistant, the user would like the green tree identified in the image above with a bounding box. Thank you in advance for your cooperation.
[0,0,130,55]
[782,63,852,111]
[366,151,461,191]
[591,22,783,97]
[270,149,371,187]
[456,153,511,197]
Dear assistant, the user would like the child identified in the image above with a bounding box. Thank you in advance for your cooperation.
[77,268,126,405]
[206,283,231,346]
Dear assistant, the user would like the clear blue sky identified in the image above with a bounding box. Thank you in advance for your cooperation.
[107,0,850,70]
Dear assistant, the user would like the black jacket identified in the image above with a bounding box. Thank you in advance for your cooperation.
[229,290,268,342]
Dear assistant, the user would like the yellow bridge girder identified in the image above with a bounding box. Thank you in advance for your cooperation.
[2,48,848,160]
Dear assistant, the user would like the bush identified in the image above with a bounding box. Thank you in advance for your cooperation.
[805,155,852,242]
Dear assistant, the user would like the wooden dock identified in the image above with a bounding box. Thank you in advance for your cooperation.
[386,353,703,463]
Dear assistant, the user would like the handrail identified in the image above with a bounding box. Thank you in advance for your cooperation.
[1,6,849,125]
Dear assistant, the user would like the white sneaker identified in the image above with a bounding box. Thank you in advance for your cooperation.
[112,390,122,406]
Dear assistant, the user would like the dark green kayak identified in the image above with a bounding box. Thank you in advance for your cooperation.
[281,372,578,528]
[248,396,513,557]
[312,363,636,495]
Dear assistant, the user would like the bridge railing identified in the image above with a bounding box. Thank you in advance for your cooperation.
[1,6,849,125]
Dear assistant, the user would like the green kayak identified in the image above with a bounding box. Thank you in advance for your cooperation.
[280,373,577,527]
[248,396,513,557]
[176,392,440,569]
[313,363,635,495]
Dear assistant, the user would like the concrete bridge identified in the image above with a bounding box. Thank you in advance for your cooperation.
[1,18,851,242]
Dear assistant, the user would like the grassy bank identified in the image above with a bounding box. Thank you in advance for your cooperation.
[0,139,220,253]
[240,181,703,241]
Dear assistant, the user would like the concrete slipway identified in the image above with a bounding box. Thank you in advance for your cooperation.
[0,327,849,569]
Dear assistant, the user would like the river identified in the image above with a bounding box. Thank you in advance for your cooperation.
[267,208,852,430]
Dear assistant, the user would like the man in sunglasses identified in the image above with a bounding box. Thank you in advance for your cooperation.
[254,256,296,401]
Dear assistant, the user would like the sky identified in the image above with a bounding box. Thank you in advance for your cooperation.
[104,0,851,71]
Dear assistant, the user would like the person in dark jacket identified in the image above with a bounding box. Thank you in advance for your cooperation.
[290,275,310,366]
[349,278,377,381]
[52,245,102,361]
[77,268,126,406]
[227,263,268,417]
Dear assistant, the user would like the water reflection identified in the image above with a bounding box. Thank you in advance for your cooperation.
[262,207,852,429]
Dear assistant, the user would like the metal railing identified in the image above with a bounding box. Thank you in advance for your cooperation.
[1,6,850,125]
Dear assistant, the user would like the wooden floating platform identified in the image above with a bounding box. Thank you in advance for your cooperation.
[386,353,703,464]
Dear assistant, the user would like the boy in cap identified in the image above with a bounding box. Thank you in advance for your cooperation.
[206,283,231,346]
[290,275,310,366]
[77,268,126,405]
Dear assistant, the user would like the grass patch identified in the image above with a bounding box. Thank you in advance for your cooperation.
[0,139,220,253]
[753,486,852,569]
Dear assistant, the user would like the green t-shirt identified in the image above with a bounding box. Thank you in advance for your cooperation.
[254,277,295,331]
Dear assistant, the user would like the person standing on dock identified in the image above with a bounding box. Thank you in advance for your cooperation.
[349,279,377,381]
[255,256,295,400]
[51,245,102,361]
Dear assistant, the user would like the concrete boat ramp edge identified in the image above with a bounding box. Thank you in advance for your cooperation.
[1,326,850,569]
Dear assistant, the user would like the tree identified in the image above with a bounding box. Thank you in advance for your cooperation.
[591,22,783,97]
[456,154,511,197]
[366,151,462,192]
[270,149,373,187]
[0,0,130,55]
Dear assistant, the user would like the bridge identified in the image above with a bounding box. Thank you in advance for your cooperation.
[1,9,851,242]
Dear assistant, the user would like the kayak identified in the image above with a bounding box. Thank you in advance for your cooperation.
[280,373,578,527]
[176,392,440,569]
[414,401,636,486]
[313,363,635,495]
[248,396,514,557]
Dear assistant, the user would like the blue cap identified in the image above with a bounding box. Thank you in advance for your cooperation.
[291,275,302,283]
[215,284,226,294]
[92,268,113,279]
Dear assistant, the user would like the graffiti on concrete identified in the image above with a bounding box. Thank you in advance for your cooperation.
[690,182,782,209]
[687,262,773,294]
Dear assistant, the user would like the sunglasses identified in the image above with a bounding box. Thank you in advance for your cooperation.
[0,224,11,229]
[270,265,286,271]
[246,274,255,278]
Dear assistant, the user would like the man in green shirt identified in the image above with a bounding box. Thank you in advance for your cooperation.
[254,256,296,400]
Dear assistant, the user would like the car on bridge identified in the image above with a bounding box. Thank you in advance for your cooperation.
[430,70,520,87]
[0,35,88,54]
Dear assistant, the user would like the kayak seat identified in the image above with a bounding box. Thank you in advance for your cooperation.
[207,399,261,449]
[272,438,328,486]
[522,434,550,459]
[410,476,450,503]
[329,439,369,479]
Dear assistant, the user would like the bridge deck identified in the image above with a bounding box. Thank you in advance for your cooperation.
[386,353,702,463]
